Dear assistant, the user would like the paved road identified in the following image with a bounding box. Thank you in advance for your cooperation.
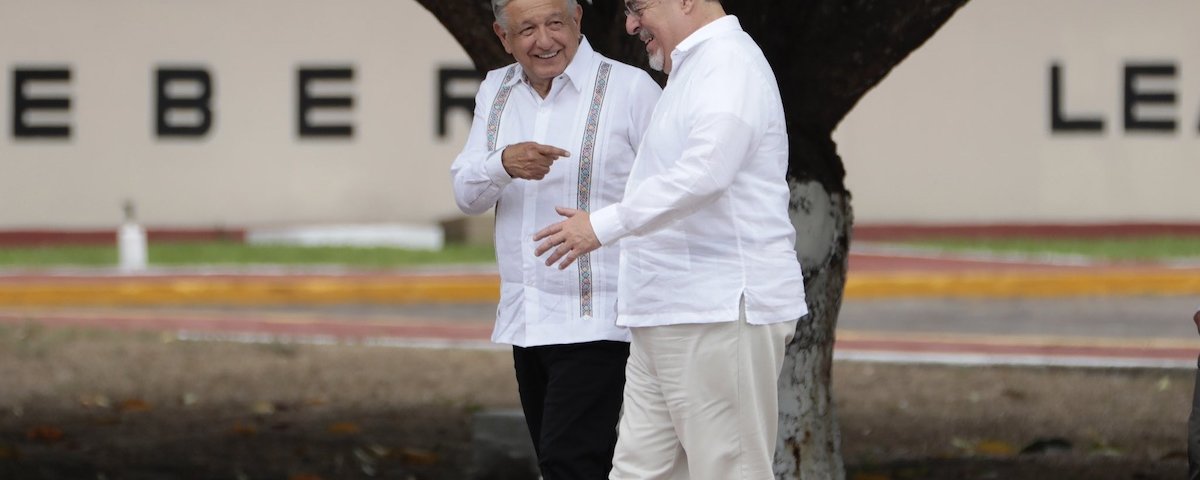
[1,295,1194,369]
[0,251,1196,368]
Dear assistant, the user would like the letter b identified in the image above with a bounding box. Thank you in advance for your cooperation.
[156,68,214,137]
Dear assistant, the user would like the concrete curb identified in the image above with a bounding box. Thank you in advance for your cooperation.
[0,270,1197,306]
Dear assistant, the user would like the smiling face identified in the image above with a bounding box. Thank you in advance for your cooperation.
[493,0,582,96]
[624,0,724,75]
[625,0,689,73]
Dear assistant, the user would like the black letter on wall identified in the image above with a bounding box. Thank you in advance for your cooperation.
[12,68,71,138]
[1123,63,1176,132]
[297,67,354,138]
[1049,63,1103,133]
[437,67,483,138]
[156,68,214,137]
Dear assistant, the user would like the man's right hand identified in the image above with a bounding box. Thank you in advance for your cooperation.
[1193,309,1200,336]
[502,142,570,180]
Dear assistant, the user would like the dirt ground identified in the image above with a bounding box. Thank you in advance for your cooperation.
[0,323,1191,480]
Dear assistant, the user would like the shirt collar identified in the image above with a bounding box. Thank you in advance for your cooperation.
[504,35,596,94]
[670,15,742,69]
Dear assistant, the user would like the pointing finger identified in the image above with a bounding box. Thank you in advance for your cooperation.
[537,145,571,158]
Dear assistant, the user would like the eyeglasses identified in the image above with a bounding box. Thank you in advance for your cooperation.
[623,0,656,18]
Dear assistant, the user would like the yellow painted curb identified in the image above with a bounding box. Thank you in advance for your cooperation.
[0,277,501,306]
[846,271,1200,299]
[0,270,1198,306]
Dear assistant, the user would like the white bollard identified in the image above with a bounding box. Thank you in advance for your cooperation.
[118,222,148,272]
[118,200,148,272]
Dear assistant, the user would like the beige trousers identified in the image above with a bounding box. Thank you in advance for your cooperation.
[609,305,797,480]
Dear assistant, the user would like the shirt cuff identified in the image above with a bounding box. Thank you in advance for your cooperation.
[484,148,514,186]
[590,205,628,246]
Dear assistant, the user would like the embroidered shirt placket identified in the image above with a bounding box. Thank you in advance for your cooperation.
[575,62,612,320]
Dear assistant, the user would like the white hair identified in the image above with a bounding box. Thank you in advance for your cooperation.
[492,0,581,30]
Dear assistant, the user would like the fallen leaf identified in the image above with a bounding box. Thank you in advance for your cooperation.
[398,448,439,465]
[26,426,64,442]
[117,399,153,413]
[950,437,975,454]
[1089,440,1124,457]
[976,440,1016,455]
[180,393,199,407]
[251,401,275,415]
[304,396,329,407]
[1157,376,1171,392]
[367,444,391,457]
[353,447,377,464]
[78,394,112,409]
[230,422,258,437]
[328,422,361,435]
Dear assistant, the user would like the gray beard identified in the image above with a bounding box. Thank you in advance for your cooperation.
[648,49,664,72]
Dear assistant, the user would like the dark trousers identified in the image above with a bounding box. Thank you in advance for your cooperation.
[513,340,630,480]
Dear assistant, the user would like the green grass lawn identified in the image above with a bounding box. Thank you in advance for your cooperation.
[895,236,1200,261]
[0,242,496,268]
[4,236,1199,267]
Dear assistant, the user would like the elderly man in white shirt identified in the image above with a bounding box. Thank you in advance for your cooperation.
[532,0,807,478]
[450,0,660,477]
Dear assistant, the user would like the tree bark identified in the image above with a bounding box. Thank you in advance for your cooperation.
[416,1,969,477]
[776,179,852,479]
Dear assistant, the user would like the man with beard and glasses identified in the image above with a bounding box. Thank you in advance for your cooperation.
[531,0,807,478]
[450,0,661,477]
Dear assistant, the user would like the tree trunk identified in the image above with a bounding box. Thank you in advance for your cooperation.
[778,180,851,479]
[417,1,969,477]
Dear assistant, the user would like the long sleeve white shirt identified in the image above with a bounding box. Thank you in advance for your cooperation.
[451,38,661,347]
[590,16,809,327]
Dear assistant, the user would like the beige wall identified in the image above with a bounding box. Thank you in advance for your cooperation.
[2,0,1197,230]
[835,0,1200,223]
[0,0,475,229]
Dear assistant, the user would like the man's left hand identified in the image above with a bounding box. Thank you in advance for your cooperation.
[533,207,600,270]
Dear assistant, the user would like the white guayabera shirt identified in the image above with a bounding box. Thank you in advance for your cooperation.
[451,38,661,347]
[590,16,809,327]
